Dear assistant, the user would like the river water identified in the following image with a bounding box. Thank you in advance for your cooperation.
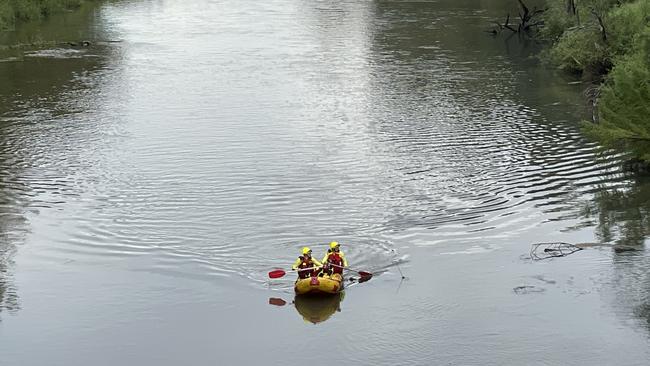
[0,0,649,365]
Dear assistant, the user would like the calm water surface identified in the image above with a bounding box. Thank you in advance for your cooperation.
[0,1,649,365]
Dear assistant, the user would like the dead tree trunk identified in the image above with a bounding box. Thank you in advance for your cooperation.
[567,0,580,24]
[592,9,607,43]
[566,0,576,15]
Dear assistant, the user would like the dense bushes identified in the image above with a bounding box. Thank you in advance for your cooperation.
[547,26,612,74]
[0,0,84,30]
[583,28,650,161]
[543,0,650,163]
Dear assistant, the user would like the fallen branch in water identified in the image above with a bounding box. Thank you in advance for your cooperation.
[530,242,582,260]
[487,0,546,36]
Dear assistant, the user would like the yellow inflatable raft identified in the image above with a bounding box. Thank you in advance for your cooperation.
[294,273,344,295]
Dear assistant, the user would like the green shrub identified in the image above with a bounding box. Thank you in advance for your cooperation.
[583,28,650,161]
[548,25,612,74]
[543,0,648,76]
[9,0,42,22]
[0,1,15,30]
[607,0,650,56]
[0,0,85,29]
[39,0,83,16]
[540,1,578,41]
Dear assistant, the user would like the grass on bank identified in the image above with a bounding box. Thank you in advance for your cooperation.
[0,0,84,31]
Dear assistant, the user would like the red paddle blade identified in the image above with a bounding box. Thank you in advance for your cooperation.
[358,271,372,277]
[268,269,286,278]
[358,274,372,283]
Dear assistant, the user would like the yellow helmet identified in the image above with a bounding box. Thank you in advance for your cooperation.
[302,247,312,255]
[329,241,339,249]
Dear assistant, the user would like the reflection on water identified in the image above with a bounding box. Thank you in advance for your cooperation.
[609,248,650,335]
[268,292,345,324]
[0,125,28,318]
[294,292,345,324]
[577,177,650,246]
[268,297,287,306]
[604,176,650,332]
[0,250,20,319]
[0,1,113,320]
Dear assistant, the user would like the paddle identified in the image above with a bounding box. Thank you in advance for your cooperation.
[268,266,319,279]
[328,263,372,278]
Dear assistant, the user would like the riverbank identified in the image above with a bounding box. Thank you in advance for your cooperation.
[0,0,93,31]
[542,0,650,166]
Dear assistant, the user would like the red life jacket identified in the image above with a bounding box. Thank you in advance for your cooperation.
[297,255,316,279]
[326,250,343,274]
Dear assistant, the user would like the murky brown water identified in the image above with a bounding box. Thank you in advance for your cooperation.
[0,1,649,365]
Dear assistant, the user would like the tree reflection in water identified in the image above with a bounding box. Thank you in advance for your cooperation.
[577,176,650,332]
[0,237,20,320]
[580,176,650,247]
[0,122,26,320]
[0,2,111,321]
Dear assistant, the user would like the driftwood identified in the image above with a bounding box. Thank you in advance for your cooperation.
[489,0,546,36]
[516,0,546,32]
[530,242,582,260]
[531,242,642,260]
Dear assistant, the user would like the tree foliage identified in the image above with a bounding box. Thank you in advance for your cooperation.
[583,28,650,161]
[547,25,611,74]
[607,0,650,56]
[543,0,644,75]
[539,1,579,41]
[543,0,650,163]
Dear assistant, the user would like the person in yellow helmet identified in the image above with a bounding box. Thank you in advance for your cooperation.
[322,241,348,275]
[292,247,322,279]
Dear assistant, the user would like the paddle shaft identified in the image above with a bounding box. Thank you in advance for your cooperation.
[269,265,322,279]
[296,266,319,272]
[327,263,371,277]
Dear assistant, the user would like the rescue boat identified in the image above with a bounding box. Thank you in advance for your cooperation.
[294,273,344,295]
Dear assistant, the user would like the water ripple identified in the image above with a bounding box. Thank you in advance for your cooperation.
[0,0,641,288]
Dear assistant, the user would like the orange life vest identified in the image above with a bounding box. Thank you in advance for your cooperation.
[325,250,343,274]
[297,255,317,279]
